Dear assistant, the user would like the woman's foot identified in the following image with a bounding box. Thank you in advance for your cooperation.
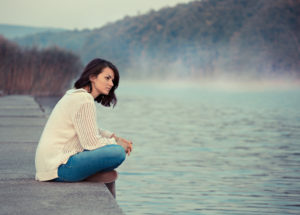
[84,170,118,183]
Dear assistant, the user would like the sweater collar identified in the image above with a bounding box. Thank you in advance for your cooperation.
[66,88,88,94]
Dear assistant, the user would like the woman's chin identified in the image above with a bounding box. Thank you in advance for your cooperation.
[101,92,109,96]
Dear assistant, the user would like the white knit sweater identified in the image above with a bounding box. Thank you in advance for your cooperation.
[35,88,117,181]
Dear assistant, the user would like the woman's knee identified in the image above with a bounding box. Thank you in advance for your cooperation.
[111,145,126,164]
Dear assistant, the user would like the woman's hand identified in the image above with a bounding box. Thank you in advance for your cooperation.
[111,134,133,156]
[117,137,133,156]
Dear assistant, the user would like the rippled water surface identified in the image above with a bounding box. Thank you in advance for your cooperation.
[97,82,300,215]
[38,82,300,214]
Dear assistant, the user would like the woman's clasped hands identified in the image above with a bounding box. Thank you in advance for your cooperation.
[111,134,133,156]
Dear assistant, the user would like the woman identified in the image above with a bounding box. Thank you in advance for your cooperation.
[35,58,133,198]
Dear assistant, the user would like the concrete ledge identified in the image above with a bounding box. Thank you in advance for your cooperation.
[0,95,124,215]
[0,179,123,215]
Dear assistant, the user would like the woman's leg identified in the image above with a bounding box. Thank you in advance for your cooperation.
[105,181,116,198]
[84,170,118,183]
[84,170,118,198]
[56,144,126,182]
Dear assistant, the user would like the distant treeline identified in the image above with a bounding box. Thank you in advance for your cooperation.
[15,0,300,80]
[0,36,82,96]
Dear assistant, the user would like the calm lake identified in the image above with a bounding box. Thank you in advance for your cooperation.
[39,81,300,215]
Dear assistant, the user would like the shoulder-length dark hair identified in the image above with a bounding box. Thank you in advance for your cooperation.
[74,58,119,107]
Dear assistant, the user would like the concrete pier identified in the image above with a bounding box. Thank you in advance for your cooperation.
[0,95,124,215]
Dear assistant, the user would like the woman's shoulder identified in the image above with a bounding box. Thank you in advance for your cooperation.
[64,88,94,104]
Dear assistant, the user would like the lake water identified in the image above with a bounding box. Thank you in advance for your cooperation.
[38,81,300,215]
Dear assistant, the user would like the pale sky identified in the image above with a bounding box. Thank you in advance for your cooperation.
[0,0,195,30]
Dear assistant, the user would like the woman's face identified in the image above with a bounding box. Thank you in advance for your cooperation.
[90,67,115,96]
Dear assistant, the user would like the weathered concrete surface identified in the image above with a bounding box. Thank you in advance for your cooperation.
[0,95,124,215]
[0,180,122,215]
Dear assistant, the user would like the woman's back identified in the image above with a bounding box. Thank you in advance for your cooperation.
[35,88,104,181]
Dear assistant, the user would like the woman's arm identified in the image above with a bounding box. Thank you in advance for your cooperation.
[99,128,114,138]
[72,102,117,150]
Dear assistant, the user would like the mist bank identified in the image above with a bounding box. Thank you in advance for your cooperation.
[0,36,82,96]
[119,78,300,92]
[13,0,300,81]
[0,23,66,39]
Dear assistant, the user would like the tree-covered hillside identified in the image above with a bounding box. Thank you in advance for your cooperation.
[15,0,300,80]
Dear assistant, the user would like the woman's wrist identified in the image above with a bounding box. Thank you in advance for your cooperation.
[111,133,120,142]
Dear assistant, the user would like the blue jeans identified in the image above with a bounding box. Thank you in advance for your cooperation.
[54,144,126,182]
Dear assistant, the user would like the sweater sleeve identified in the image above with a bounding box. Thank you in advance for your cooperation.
[99,128,114,138]
[72,102,117,150]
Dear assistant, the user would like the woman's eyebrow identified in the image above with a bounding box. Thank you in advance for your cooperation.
[107,75,114,81]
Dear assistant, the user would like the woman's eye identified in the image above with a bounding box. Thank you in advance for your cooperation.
[105,77,110,80]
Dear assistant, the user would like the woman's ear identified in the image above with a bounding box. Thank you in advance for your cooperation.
[89,74,97,82]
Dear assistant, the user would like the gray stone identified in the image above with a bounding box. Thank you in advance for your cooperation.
[0,179,123,215]
[0,142,36,178]
[0,126,44,143]
[0,117,46,127]
[0,108,45,117]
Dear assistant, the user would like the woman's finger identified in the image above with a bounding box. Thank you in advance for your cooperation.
[128,144,132,154]
[121,137,132,145]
